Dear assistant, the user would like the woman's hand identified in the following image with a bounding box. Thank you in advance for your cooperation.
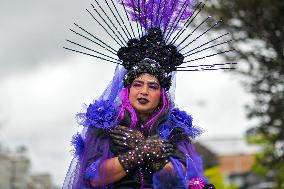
[109,125,144,149]
[140,138,173,160]
[110,126,174,173]
[118,137,173,173]
[148,158,171,172]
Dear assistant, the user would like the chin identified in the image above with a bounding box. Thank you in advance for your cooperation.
[134,106,153,115]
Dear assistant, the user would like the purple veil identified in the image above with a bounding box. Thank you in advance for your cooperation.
[62,65,207,189]
[63,66,126,189]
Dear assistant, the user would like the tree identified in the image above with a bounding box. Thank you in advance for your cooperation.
[200,0,284,188]
[195,142,218,169]
[205,167,238,189]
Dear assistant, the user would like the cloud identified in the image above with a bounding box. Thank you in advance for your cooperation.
[0,55,116,186]
[0,0,95,77]
[0,53,250,186]
[0,0,251,186]
[175,71,251,137]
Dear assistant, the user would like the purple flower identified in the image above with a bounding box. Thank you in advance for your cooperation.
[170,108,193,128]
[158,108,203,139]
[188,178,205,189]
[77,100,117,129]
[71,133,84,159]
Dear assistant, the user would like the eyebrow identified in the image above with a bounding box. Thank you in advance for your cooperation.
[133,79,160,86]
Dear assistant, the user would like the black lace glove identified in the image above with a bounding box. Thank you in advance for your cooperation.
[118,138,174,173]
[147,157,171,173]
[110,127,173,173]
[168,127,191,146]
[109,125,144,150]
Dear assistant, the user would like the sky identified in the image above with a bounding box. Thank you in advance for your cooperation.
[0,0,252,187]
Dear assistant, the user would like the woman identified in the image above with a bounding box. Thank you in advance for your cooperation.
[63,59,215,189]
[62,0,232,188]
[87,71,179,188]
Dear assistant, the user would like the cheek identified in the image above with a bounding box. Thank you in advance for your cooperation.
[151,92,161,105]
[129,88,138,103]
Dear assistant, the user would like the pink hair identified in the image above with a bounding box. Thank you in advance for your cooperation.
[116,88,138,128]
[116,88,170,132]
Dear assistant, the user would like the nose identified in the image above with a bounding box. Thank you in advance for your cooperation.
[140,84,149,95]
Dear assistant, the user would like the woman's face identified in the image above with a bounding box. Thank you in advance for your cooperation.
[129,73,161,118]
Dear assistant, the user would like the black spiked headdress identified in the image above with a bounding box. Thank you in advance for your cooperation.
[64,0,236,90]
[118,27,184,89]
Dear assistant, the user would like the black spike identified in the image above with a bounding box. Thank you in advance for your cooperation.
[143,0,148,30]
[184,40,232,58]
[158,0,167,27]
[110,0,133,39]
[178,62,237,68]
[162,0,178,34]
[137,0,144,36]
[155,0,162,27]
[176,62,237,71]
[92,1,127,45]
[184,32,230,55]
[176,68,235,71]
[175,16,212,48]
[131,0,141,38]
[86,8,123,47]
[120,0,136,38]
[164,1,188,42]
[181,49,235,64]
[150,0,156,28]
[70,29,116,55]
[179,20,223,52]
[165,1,189,41]
[66,39,120,61]
[74,23,116,53]
[105,0,132,40]
[63,47,122,65]
[169,2,204,44]
[73,23,117,52]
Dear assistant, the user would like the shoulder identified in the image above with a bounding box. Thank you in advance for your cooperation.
[158,107,203,141]
[76,99,118,129]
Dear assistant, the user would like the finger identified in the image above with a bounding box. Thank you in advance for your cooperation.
[113,144,130,152]
[164,148,174,154]
[114,125,134,134]
[111,137,126,144]
[162,143,174,149]
[162,147,174,154]
[113,139,131,147]
[160,148,172,154]
[162,151,173,157]
[109,129,126,137]
[160,140,172,145]
[163,144,174,150]
[118,128,138,136]
[162,149,173,155]
[117,125,133,132]
[162,153,173,158]
[110,142,127,151]
[109,132,123,138]
[112,139,127,146]
[109,134,125,141]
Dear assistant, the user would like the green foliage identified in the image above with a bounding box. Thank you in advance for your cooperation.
[205,167,238,189]
[200,0,284,188]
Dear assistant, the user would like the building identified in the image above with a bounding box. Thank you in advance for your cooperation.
[0,151,30,189]
[200,137,270,189]
[0,147,54,189]
[29,174,53,189]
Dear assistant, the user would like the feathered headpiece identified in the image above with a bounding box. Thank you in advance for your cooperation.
[64,0,236,90]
